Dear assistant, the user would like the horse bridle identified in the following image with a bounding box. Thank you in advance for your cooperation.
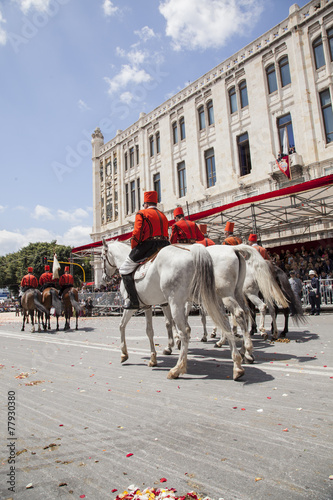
[102,247,117,281]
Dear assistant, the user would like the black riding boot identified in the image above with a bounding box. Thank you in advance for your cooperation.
[122,274,140,310]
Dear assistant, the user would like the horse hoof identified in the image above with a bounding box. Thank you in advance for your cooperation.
[21,328,24,332]
[280,331,287,337]
[214,342,222,348]
[163,348,172,355]
[167,369,179,379]
[121,354,128,363]
[148,360,157,367]
[210,333,216,338]
[233,368,245,380]
[201,337,207,342]
[261,333,268,341]
[244,354,255,364]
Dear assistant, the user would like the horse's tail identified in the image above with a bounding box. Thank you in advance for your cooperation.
[50,288,63,316]
[236,244,289,309]
[273,266,307,325]
[69,290,81,314]
[33,290,48,315]
[189,245,232,333]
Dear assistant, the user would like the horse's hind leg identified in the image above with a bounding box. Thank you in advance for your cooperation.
[30,312,35,333]
[200,308,208,342]
[270,305,279,340]
[280,309,289,337]
[21,312,26,331]
[225,298,254,364]
[161,305,175,355]
[144,308,157,367]
[119,310,135,362]
[167,304,190,379]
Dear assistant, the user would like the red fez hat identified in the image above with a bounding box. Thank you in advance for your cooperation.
[173,207,184,217]
[28,267,33,273]
[248,233,257,243]
[198,224,207,234]
[45,265,50,271]
[224,221,234,232]
[143,191,158,204]
[65,266,70,272]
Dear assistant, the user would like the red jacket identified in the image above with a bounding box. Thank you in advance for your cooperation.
[39,272,58,286]
[131,207,169,249]
[59,273,74,286]
[223,235,242,246]
[21,274,38,288]
[170,218,204,244]
[253,244,270,260]
[197,237,215,247]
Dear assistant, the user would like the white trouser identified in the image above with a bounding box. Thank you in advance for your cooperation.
[119,256,138,275]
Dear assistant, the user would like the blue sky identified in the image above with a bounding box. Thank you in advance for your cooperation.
[0,0,310,256]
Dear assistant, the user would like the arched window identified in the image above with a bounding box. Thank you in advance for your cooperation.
[313,35,325,69]
[279,56,291,87]
[180,117,186,140]
[198,105,205,130]
[266,64,277,94]
[239,81,249,108]
[207,100,214,125]
[156,132,160,154]
[172,121,178,144]
[149,135,154,157]
[229,86,237,113]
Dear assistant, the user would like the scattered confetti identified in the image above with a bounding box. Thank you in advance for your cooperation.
[113,487,216,499]
[282,428,289,432]
[255,477,263,482]
[329,475,333,480]
[257,409,263,413]
[126,453,133,457]
[160,478,167,483]
[26,483,33,489]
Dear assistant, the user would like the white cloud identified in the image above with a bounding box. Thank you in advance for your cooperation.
[134,26,156,42]
[31,204,54,220]
[102,0,119,17]
[159,0,264,51]
[78,99,90,111]
[57,208,89,223]
[57,226,93,247]
[0,10,7,46]
[12,0,51,14]
[119,91,134,105]
[0,205,7,212]
[105,64,151,95]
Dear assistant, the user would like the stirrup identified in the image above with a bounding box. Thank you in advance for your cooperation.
[123,299,140,310]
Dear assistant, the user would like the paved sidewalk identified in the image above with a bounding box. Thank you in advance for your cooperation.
[0,312,332,500]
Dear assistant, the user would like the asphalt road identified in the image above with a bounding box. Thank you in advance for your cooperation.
[0,311,332,500]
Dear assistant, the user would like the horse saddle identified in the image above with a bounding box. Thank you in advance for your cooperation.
[134,251,159,282]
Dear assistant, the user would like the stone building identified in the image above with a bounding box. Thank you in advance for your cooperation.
[87,0,333,284]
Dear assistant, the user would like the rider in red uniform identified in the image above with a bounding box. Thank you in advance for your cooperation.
[39,265,58,291]
[222,221,242,246]
[21,267,38,292]
[197,224,215,247]
[170,207,204,244]
[119,191,170,309]
[248,233,270,260]
[58,266,74,298]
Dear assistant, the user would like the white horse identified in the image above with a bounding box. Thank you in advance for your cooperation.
[193,244,289,351]
[102,240,245,380]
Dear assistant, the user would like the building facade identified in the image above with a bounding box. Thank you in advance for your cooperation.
[91,0,333,284]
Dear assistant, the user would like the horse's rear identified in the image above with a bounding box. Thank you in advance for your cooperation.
[42,287,62,331]
[21,290,44,333]
[62,288,80,330]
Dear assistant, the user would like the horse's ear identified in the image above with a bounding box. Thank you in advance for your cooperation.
[102,237,108,249]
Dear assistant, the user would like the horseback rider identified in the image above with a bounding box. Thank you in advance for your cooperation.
[119,190,170,310]
[170,207,204,244]
[19,267,38,306]
[248,233,270,260]
[58,266,74,298]
[222,221,242,245]
[39,265,58,292]
[197,224,215,247]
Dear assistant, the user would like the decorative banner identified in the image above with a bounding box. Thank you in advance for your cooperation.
[52,254,61,279]
[276,155,292,180]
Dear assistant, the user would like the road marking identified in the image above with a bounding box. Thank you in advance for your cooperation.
[0,330,332,377]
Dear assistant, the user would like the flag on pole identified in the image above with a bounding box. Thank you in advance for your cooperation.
[276,127,292,180]
[52,253,61,279]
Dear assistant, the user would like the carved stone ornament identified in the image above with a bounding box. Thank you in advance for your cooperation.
[92,127,104,140]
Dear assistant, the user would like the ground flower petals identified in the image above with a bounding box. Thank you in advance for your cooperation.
[113,486,216,499]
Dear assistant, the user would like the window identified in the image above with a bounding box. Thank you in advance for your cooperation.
[153,173,161,202]
[113,157,117,175]
[198,105,205,130]
[156,132,160,154]
[130,181,135,213]
[279,56,291,87]
[313,35,325,69]
[207,100,215,125]
[237,132,252,176]
[100,163,103,182]
[172,122,178,144]
[180,117,186,140]
[149,135,154,157]
[137,178,141,208]
[177,161,187,198]
[136,145,139,165]
[320,89,333,144]
[124,152,128,171]
[229,86,237,113]
[277,113,295,153]
[328,27,333,61]
[266,63,278,94]
[205,148,216,187]
[125,184,129,214]
[129,147,134,168]
[239,81,249,108]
